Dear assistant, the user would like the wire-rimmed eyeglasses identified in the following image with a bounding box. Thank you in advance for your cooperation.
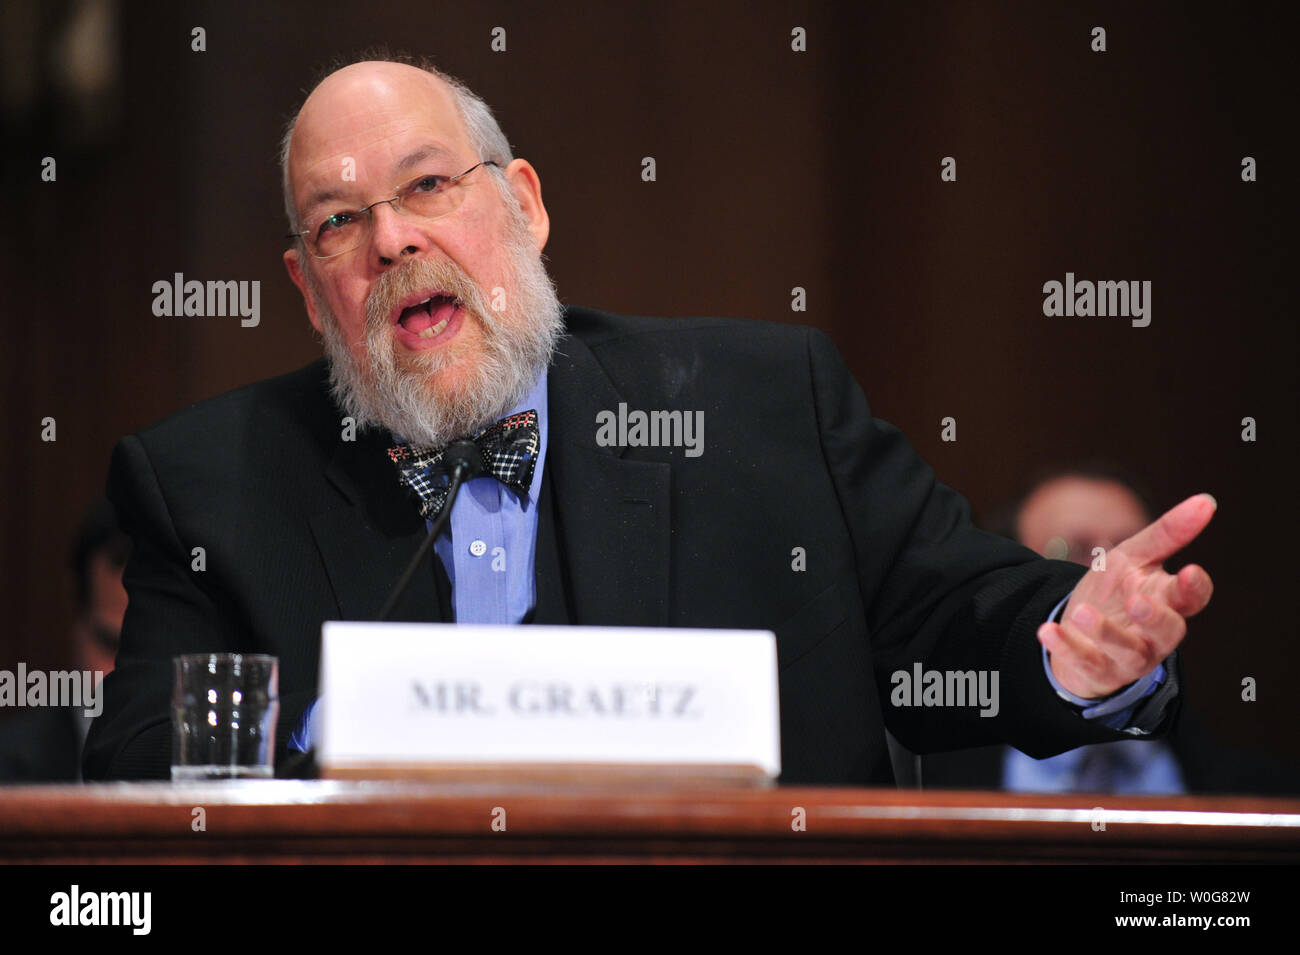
[285,160,500,259]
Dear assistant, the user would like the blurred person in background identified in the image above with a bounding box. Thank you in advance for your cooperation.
[923,466,1299,796]
[0,499,128,782]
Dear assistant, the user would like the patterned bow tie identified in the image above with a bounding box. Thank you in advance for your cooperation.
[387,410,540,520]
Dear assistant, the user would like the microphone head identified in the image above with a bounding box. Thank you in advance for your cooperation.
[442,440,486,480]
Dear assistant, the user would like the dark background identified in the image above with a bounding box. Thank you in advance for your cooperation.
[1,2,1294,765]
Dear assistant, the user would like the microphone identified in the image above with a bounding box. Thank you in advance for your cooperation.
[377,440,486,621]
[441,440,486,481]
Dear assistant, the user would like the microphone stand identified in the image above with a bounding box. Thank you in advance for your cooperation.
[376,441,485,621]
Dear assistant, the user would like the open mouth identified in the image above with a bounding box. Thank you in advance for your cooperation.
[394,292,461,340]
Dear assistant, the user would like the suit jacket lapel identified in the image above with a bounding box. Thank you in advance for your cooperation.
[309,427,448,623]
[543,332,671,627]
[527,457,570,625]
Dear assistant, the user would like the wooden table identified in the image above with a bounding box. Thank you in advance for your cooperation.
[2,782,1297,863]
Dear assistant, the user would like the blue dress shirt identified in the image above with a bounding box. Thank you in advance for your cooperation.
[431,373,549,625]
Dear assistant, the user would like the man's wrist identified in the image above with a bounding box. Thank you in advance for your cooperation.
[1041,589,1166,726]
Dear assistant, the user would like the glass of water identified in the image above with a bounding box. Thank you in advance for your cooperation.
[171,653,279,782]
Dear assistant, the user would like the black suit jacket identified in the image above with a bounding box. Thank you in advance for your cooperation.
[83,307,1178,783]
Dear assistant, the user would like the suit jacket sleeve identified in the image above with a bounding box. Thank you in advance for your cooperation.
[82,434,314,780]
[805,328,1180,758]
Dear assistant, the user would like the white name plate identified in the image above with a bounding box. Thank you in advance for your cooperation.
[317,622,781,783]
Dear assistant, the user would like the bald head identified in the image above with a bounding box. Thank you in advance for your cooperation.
[280,58,513,230]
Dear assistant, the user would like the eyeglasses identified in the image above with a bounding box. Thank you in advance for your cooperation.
[286,160,500,259]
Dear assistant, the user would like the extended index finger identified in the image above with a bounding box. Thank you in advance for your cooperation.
[1121,493,1217,565]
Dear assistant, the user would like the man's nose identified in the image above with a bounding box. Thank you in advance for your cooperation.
[368,201,429,266]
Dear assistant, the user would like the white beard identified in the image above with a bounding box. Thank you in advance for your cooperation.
[311,203,563,447]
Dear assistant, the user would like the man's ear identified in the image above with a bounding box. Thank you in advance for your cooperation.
[503,159,550,252]
[283,248,323,335]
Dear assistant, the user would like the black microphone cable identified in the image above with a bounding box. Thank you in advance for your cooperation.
[376,440,485,621]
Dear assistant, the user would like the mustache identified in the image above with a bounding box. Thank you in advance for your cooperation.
[363,257,496,334]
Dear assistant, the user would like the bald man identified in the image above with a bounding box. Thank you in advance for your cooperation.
[84,57,1215,783]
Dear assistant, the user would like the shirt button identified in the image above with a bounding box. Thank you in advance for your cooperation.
[469,539,488,557]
